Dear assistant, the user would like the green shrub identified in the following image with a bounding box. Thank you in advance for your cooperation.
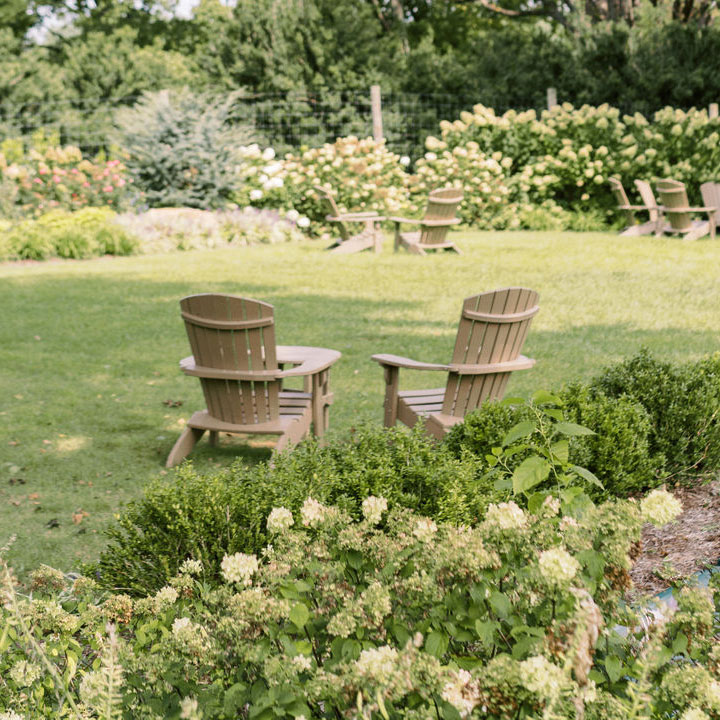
[2,208,139,261]
[92,424,490,594]
[592,349,720,477]
[445,386,657,498]
[115,88,253,209]
[5,490,716,720]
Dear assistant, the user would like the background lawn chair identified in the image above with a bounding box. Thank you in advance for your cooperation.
[314,185,384,254]
[633,179,666,235]
[371,287,539,440]
[700,181,720,238]
[391,187,463,254]
[609,177,660,236]
[166,293,340,466]
[656,178,716,241]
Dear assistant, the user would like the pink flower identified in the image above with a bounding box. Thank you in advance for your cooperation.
[116,178,126,187]
[82,182,90,187]
[102,185,113,193]
[107,160,120,167]
[70,168,79,174]
[33,178,43,184]
[53,176,61,183]
[38,167,48,175]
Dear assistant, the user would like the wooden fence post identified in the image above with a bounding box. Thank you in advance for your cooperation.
[710,103,718,119]
[547,87,558,111]
[371,85,383,142]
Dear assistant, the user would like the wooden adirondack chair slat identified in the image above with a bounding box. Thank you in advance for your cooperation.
[166,294,341,466]
[394,187,463,254]
[656,179,716,241]
[373,288,539,441]
[314,186,384,254]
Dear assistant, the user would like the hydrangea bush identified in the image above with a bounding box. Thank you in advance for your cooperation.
[5,485,717,720]
[0,133,131,218]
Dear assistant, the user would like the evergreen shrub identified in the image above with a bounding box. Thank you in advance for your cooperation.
[115,89,253,210]
[591,349,720,477]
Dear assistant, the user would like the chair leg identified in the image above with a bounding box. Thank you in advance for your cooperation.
[382,366,399,427]
[166,427,205,468]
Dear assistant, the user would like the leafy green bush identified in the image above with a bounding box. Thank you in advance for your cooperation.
[115,88,252,209]
[5,489,718,720]
[445,387,656,499]
[592,349,720,477]
[1,208,139,261]
[92,424,488,594]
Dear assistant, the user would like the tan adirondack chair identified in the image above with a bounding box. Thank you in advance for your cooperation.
[372,287,539,440]
[633,180,666,235]
[700,181,720,238]
[166,294,341,467]
[609,178,660,236]
[391,187,463,254]
[656,179,716,241]
[314,186,384,254]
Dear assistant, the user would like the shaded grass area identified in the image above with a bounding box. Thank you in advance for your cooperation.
[1,230,719,574]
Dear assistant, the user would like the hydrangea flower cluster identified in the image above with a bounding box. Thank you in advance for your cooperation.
[538,546,580,585]
[484,501,527,530]
[221,552,259,585]
[300,497,328,528]
[355,645,399,684]
[413,517,438,542]
[361,495,387,525]
[267,506,294,533]
[640,488,683,526]
[520,655,569,699]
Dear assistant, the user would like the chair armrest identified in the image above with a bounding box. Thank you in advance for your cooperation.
[180,356,280,381]
[371,353,449,371]
[418,218,462,227]
[618,204,650,211]
[662,206,716,213]
[327,212,382,221]
[389,216,422,225]
[276,346,341,377]
[448,355,536,375]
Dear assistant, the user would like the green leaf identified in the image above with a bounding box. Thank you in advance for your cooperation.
[502,421,535,447]
[500,396,525,406]
[532,390,562,405]
[289,603,310,629]
[578,549,606,579]
[571,464,604,489]
[224,683,247,715]
[489,591,511,619]
[672,633,688,654]
[512,456,550,495]
[550,439,569,464]
[425,631,448,657]
[555,422,595,436]
[605,656,623,683]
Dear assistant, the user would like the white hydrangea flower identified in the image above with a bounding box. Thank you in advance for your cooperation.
[172,617,192,634]
[249,189,263,201]
[538,546,580,585]
[263,177,284,190]
[0,712,24,720]
[285,209,300,222]
[484,501,527,530]
[640,489,683,526]
[9,660,42,687]
[520,655,567,698]
[681,709,710,720]
[355,645,398,683]
[179,696,201,720]
[179,558,203,576]
[361,495,387,525]
[399,156,411,166]
[301,497,327,527]
[267,507,294,533]
[707,680,720,711]
[297,216,311,228]
[221,552,259,585]
[442,668,479,718]
[292,654,312,671]
[262,147,276,160]
[154,585,178,609]
[413,518,438,542]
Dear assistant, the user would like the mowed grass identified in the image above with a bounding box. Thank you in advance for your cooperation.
[1,229,719,575]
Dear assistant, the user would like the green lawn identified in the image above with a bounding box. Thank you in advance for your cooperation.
[1,229,719,575]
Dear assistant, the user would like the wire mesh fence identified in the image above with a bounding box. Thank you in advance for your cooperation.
[0,87,524,161]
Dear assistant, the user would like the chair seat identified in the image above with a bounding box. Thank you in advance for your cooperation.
[397,388,447,427]
[188,391,312,435]
[399,231,458,251]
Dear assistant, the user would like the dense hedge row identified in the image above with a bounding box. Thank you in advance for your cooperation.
[90,350,720,595]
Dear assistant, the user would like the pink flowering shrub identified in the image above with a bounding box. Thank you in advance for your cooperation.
[0,138,131,218]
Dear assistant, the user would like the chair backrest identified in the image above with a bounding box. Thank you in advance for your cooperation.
[419,187,463,248]
[180,294,280,425]
[609,178,634,225]
[314,186,350,241]
[442,287,540,416]
[634,180,660,224]
[656,178,693,232]
[700,182,720,224]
